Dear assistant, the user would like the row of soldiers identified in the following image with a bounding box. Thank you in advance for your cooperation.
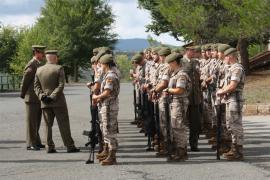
[130,43,245,161]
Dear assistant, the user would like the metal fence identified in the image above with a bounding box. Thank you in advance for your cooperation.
[0,73,22,92]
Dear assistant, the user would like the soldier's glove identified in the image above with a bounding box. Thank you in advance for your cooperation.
[41,95,47,102]
[45,96,53,103]
[41,95,53,103]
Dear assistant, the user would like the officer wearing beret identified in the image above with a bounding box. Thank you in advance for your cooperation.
[20,45,46,151]
[182,46,202,152]
[34,50,80,153]
[92,54,120,166]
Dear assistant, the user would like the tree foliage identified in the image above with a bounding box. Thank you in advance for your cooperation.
[11,0,117,81]
[0,26,21,73]
[115,54,132,82]
[138,0,270,74]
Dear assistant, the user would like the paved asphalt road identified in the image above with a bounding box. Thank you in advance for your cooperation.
[0,83,270,180]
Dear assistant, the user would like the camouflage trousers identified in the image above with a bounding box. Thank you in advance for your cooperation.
[225,101,244,145]
[158,96,166,139]
[211,91,217,127]
[202,91,213,131]
[169,98,189,149]
[215,104,231,140]
[100,99,119,150]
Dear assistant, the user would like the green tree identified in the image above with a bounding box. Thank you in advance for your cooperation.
[10,26,49,74]
[0,26,21,73]
[39,0,117,81]
[138,0,270,74]
[11,0,117,81]
[219,0,270,74]
[115,54,132,82]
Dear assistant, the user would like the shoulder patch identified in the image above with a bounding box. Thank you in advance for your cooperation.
[106,78,113,83]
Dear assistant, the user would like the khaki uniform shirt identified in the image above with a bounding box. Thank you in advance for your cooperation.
[21,58,42,103]
[34,63,67,108]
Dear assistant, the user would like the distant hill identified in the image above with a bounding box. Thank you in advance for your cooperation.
[114,38,151,52]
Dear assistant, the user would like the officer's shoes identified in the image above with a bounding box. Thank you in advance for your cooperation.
[190,147,200,152]
[27,145,40,151]
[130,121,137,125]
[67,147,80,153]
[47,149,57,153]
[37,144,45,148]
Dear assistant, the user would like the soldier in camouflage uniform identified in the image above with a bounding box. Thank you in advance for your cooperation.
[92,54,120,165]
[199,45,213,135]
[217,48,245,161]
[165,53,191,161]
[152,47,171,156]
[131,54,147,134]
[212,44,232,153]
[94,48,121,161]
[201,44,218,140]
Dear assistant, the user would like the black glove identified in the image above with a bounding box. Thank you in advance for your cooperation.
[41,95,53,103]
[41,95,47,102]
[45,96,53,103]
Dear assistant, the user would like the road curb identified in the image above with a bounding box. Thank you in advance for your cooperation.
[243,104,270,116]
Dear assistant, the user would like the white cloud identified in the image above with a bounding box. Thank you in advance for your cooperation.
[1,0,31,5]
[0,0,183,46]
[0,13,39,27]
[110,0,183,46]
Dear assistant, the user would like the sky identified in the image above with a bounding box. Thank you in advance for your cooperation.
[0,0,182,46]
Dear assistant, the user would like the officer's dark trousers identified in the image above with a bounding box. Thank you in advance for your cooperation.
[25,102,42,146]
[187,104,201,149]
[42,106,75,150]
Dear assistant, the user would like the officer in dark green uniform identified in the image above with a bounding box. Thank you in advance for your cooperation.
[20,45,46,151]
[182,46,202,152]
[34,50,80,153]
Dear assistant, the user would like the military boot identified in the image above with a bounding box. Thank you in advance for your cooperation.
[223,144,243,161]
[167,143,178,161]
[101,150,117,166]
[156,141,168,157]
[208,137,216,145]
[96,143,108,160]
[205,126,216,139]
[167,148,187,162]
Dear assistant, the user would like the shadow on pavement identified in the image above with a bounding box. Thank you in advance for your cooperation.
[0,159,83,163]
[0,140,25,144]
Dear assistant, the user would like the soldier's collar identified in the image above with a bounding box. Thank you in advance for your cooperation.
[173,67,181,74]
[33,57,41,64]
[184,55,191,62]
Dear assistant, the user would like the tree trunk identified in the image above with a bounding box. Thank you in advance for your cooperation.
[73,61,78,82]
[237,38,250,75]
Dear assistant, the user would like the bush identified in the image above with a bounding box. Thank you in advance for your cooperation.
[115,54,132,82]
